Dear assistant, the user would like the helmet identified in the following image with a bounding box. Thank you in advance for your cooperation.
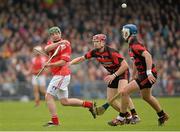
[122,24,137,40]
[92,34,106,42]
[48,26,61,35]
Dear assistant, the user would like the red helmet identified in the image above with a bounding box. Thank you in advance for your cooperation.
[92,34,106,42]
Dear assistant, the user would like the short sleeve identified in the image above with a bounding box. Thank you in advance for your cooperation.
[111,52,124,64]
[131,44,146,55]
[84,49,96,59]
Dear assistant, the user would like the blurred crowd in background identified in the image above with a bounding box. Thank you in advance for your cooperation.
[0,0,180,100]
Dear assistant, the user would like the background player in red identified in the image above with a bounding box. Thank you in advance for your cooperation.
[42,26,95,127]
[70,34,140,126]
[31,53,47,107]
[117,24,169,126]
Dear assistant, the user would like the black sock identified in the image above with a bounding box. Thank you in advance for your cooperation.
[157,110,165,117]
[130,109,137,115]
[119,112,126,117]
[102,103,110,110]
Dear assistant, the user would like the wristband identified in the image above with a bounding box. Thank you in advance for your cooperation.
[114,73,118,77]
[113,73,118,77]
[146,70,152,75]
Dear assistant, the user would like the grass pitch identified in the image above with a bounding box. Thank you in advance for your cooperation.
[0,97,180,131]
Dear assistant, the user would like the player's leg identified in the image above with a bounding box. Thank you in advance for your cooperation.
[102,76,123,113]
[141,88,162,112]
[118,79,140,124]
[128,97,141,124]
[118,80,136,114]
[107,87,120,112]
[39,75,46,95]
[95,78,128,116]
[95,88,119,116]
[33,85,40,106]
[57,75,96,118]
[136,72,169,125]
[44,76,61,127]
[107,80,127,126]
[32,76,40,106]
[140,88,169,125]
[39,85,46,95]
[117,80,139,125]
[108,79,140,126]
[45,93,59,126]
[60,97,93,107]
[59,97,96,118]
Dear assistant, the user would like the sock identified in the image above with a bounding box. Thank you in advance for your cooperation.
[51,115,59,125]
[82,101,93,108]
[125,112,132,118]
[102,103,110,110]
[117,113,126,121]
[119,112,126,117]
[157,110,165,117]
[130,109,137,115]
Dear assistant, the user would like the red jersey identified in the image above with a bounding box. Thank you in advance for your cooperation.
[46,40,71,76]
[31,55,47,75]
[128,36,157,75]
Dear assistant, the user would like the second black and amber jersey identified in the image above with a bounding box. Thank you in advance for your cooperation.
[128,36,157,75]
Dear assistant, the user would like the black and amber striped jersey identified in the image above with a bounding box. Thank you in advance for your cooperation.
[84,46,125,74]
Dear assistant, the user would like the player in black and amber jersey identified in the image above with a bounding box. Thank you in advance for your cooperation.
[70,34,140,126]
[117,24,169,126]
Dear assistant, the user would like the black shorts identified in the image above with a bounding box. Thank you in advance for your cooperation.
[135,72,157,90]
[108,70,129,89]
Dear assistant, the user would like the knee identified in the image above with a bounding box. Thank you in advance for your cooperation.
[60,98,69,106]
[45,93,52,101]
[120,89,129,97]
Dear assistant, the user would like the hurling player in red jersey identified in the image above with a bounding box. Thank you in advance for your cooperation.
[42,27,95,127]
[118,24,169,126]
[31,53,47,107]
[70,34,140,126]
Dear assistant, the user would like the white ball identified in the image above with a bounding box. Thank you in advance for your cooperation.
[121,3,127,8]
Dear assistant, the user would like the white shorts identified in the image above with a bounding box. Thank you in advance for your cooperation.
[32,75,46,86]
[47,75,70,99]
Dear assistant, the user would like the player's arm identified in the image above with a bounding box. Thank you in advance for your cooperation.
[142,51,153,74]
[44,41,66,52]
[44,43,59,52]
[142,50,156,83]
[114,60,128,77]
[70,50,94,65]
[131,62,137,80]
[46,45,70,67]
[104,56,128,84]
[70,56,86,65]
[45,60,67,67]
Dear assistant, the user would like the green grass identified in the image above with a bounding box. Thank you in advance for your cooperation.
[0,97,180,131]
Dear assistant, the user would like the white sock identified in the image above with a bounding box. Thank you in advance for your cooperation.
[116,115,125,121]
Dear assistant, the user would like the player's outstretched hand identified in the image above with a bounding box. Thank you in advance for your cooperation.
[147,74,156,84]
[66,62,71,68]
